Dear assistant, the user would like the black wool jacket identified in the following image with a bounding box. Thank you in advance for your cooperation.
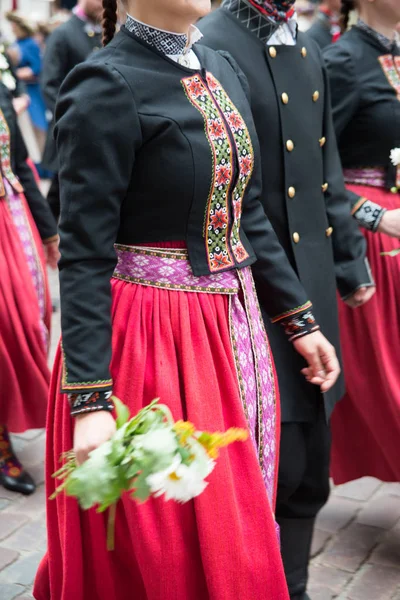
[200,8,373,421]
[56,27,315,395]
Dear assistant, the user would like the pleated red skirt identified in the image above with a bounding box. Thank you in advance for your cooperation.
[331,184,400,484]
[35,269,288,599]
[0,189,50,433]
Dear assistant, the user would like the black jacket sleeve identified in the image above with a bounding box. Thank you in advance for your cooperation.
[42,29,70,114]
[56,62,141,394]
[219,51,319,336]
[13,107,57,240]
[319,55,374,297]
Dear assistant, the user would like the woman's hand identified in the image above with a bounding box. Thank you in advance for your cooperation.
[74,411,117,466]
[44,238,60,269]
[378,209,400,238]
[293,330,341,393]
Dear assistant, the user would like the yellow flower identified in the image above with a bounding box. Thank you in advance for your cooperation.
[197,428,248,459]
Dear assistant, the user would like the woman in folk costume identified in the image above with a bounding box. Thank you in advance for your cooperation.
[324,0,400,484]
[34,0,341,598]
[0,81,59,495]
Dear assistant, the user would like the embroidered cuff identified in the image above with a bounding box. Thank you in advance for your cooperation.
[279,310,320,342]
[353,199,387,232]
[271,301,320,341]
[68,391,114,417]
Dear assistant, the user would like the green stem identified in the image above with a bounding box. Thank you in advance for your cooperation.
[107,503,117,551]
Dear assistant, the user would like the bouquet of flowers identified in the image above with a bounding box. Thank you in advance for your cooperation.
[52,397,248,549]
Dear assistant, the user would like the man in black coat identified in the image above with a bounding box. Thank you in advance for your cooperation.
[307,0,342,49]
[41,0,102,219]
[200,2,375,598]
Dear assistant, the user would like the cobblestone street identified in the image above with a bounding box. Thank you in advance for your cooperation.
[0,270,399,600]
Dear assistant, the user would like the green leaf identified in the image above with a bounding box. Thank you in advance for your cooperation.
[113,396,131,429]
[381,248,400,257]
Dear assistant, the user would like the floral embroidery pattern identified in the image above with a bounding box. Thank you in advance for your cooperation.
[0,109,23,194]
[182,74,234,272]
[378,55,400,100]
[206,73,252,264]
[182,73,252,271]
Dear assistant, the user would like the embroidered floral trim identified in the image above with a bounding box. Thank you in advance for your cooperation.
[206,73,252,264]
[378,55,400,101]
[270,300,313,324]
[68,391,114,416]
[182,73,252,272]
[183,75,235,272]
[0,110,23,194]
[280,309,320,342]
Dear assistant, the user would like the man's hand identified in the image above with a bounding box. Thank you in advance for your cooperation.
[344,286,376,308]
[44,238,60,269]
[293,330,340,393]
[378,209,400,238]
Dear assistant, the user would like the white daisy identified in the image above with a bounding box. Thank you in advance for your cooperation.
[390,147,400,166]
[147,441,215,503]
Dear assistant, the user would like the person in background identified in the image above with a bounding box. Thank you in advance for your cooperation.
[199,2,375,598]
[324,0,400,486]
[41,0,103,221]
[307,0,342,47]
[0,80,59,496]
[5,12,48,160]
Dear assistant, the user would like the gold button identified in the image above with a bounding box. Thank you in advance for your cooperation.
[391,186,398,194]
[313,91,320,102]
[326,227,333,237]
[319,136,326,147]
[269,46,277,58]
[87,30,95,37]
[288,186,296,198]
[286,140,294,152]
[301,47,307,58]
[281,93,289,105]
[322,182,329,192]
[293,232,300,244]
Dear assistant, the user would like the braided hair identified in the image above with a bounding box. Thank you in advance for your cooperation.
[340,0,356,33]
[102,0,118,46]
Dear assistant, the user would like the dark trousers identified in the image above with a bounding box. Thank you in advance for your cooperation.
[47,173,60,221]
[276,410,331,599]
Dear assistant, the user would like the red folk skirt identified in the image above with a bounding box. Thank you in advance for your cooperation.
[331,184,400,484]
[34,244,288,600]
[0,181,50,432]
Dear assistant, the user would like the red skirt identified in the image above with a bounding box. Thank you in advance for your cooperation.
[0,189,50,432]
[331,184,400,484]
[34,261,288,599]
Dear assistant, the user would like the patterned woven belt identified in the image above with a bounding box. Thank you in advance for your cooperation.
[113,243,278,508]
[343,167,386,188]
